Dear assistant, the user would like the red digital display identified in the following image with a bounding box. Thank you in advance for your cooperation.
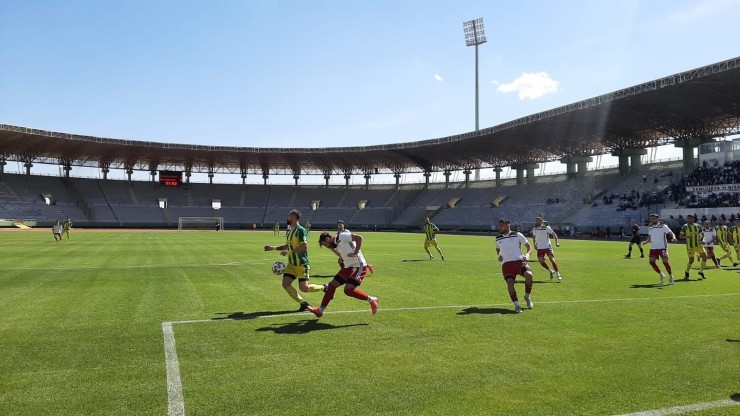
[159,171,183,187]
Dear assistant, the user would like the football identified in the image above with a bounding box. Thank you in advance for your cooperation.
[272,261,287,275]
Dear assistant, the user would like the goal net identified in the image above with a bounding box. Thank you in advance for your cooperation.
[178,216,224,231]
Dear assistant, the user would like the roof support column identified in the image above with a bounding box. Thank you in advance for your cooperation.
[24,161,33,176]
[423,171,431,188]
[514,166,525,185]
[0,159,7,176]
[241,169,247,185]
[208,169,214,184]
[101,168,109,180]
[443,170,451,188]
[512,163,538,185]
[150,170,157,183]
[294,174,300,187]
[262,170,269,186]
[463,169,472,188]
[344,173,351,188]
[185,170,192,184]
[630,153,644,173]
[324,174,330,188]
[394,173,401,190]
[562,156,593,179]
[526,164,538,184]
[674,138,713,172]
[364,173,371,190]
[560,158,577,179]
[63,163,72,178]
[493,168,502,187]
[611,149,647,175]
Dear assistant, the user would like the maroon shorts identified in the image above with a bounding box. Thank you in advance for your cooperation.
[705,247,715,255]
[336,265,369,286]
[649,248,669,260]
[537,248,554,258]
[501,260,531,279]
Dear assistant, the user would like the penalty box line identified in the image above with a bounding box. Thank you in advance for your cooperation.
[613,397,740,415]
[161,292,739,416]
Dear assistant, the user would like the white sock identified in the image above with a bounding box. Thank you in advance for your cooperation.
[513,301,521,307]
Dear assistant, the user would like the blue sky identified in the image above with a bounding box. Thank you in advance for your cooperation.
[1,0,739,182]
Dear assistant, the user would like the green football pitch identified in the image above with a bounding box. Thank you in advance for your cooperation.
[0,230,738,416]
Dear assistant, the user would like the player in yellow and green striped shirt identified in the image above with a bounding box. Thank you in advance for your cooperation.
[264,209,326,311]
[422,217,445,260]
[715,220,737,267]
[730,218,740,263]
[679,214,706,280]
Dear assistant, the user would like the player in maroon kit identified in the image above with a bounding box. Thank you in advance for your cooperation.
[495,218,534,313]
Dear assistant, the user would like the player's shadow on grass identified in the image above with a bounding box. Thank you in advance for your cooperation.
[401,259,430,262]
[457,307,519,315]
[212,311,298,321]
[629,283,665,289]
[514,280,557,284]
[726,339,740,343]
[255,319,368,334]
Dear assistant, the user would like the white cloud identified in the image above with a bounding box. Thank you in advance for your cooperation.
[497,71,559,100]
[490,80,500,85]
[434,74,443,82]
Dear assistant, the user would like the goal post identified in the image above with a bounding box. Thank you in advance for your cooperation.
[178,216,224,231]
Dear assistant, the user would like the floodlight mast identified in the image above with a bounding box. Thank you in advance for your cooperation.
[463,18,487,131]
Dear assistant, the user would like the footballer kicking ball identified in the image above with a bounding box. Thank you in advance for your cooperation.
[272,261,287,275]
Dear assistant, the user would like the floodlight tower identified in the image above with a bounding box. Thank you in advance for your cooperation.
[463,18,487,131]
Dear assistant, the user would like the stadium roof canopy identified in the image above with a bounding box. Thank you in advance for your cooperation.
[1,56,739,177]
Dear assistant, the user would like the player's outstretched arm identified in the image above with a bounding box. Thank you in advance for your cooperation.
[523,241,532,261]
[348,234,363,257]
[550,229,560,246]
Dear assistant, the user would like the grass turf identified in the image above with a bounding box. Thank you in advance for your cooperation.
[0,230,738,415]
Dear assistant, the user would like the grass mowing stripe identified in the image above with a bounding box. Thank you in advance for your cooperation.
[613,397,740,415]
[165,292,740,324]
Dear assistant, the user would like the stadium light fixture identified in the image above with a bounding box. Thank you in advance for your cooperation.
[463,17,487,131]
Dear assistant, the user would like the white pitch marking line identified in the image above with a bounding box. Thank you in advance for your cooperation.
[166,292,740,325]
[162,322,185,416]
[613,397,739,415]
[161,292,740,415]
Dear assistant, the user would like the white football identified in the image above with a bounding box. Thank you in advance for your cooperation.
[272,261,287,275]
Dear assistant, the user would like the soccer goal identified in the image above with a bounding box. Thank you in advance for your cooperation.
[178,217,224,231]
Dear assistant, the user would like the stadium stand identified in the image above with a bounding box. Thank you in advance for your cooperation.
[0,160,712,231]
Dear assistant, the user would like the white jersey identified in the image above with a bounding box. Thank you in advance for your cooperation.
[532,225,555,250]
[495,232,529,263]
[53,224,61,233]
[703,228,716,247]
[335,229,367,268]
[647,223,673,250]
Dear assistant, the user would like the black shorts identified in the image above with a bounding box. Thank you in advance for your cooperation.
[630,236,641,244]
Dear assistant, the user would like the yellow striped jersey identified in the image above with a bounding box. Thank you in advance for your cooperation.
[423,223,438,240]
[285,225,309,266]
[716,225,729,244]
[680,224,703,249]
[730,226,740,246]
